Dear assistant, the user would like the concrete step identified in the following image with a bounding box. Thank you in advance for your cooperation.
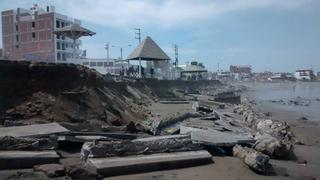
[0,151,60,169]
[88,150,212,177]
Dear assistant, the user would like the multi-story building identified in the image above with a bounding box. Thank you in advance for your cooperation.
[1,4,82,63]
[294,70,315,81]
[179,61,208,80]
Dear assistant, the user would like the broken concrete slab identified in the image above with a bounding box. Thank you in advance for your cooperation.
[180,125,255,147]
[66,131,137,140]
[0,151,59,169]
[88,150,212,177]
[0,123,69,138]
[143,112,203,135]
[81,134,201,159]
[0,136,58,150]
[158,101,190,104]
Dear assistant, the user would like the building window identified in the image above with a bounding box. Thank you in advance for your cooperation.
[32,32,36,40]
[90,62,96,66]
[57,52,61,60]
[97,62,103,67]
[62,43,65,50]
[16,25,19,31]
[32,21,35,28]
[61,22,65,27]
[56,35,60,39]
[57,42,60,50]
[56,20,60,28]
[104,62,108,67]
[62,36,65,40]
[83,62,89,65]
[16,45,19,49]
[62,53,66,61]
[16,35,19,42]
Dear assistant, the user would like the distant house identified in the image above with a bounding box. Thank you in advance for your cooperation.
[179,61,208,80]
[294,70,315,80]
[229,65,252,81]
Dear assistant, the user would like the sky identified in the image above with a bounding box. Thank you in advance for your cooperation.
[0,0,319,72]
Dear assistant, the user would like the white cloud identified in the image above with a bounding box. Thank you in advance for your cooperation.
[52,0,310,28]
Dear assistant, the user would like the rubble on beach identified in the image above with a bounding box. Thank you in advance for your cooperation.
[0,61,298,179]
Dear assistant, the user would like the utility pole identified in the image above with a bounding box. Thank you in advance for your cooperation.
[135,28,142,78]
[105,43,109,60]
[135,28,141,43]
[173,44,178,67]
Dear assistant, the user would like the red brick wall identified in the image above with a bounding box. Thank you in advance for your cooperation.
[2,11,55,62]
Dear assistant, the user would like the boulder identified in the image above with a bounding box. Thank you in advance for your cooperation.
[233,145,272,175]
[33,164,65,178]
[254,134,292,158]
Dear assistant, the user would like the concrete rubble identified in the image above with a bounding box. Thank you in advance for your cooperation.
[0,61,301,178]
[234,103,294,158]
[81,134,202,159]
[88,150,212,177]
[233,145,272,175]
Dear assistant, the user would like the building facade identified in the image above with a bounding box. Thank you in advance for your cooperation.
[1,5,81,62]
[294,70,315,80]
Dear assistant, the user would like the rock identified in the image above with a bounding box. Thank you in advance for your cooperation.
[59,158,100,179]
[254,134,292,158]
[33,164,65,178]
[298,116,308,121]
[233,145,272,175]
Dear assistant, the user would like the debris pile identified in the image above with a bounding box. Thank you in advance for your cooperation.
[234,103,294,158]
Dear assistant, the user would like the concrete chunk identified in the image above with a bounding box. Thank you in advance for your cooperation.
[0,123,69,138]
[0,151,60,169]
[88,150,212,177]
[181,125,255,146]
[81,134,201,158]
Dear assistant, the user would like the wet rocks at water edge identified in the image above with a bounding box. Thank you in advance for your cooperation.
[233,145,272,175]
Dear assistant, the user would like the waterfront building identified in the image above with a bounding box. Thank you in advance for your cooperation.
[294,70,315,80]
[1,4,82,62]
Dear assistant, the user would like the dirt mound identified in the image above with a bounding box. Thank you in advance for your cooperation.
[0,60,150,130]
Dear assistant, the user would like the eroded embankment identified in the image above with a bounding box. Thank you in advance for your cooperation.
[0,60,221,130]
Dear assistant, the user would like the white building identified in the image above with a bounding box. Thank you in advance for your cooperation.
[179,61,208,80]
[294,70,314,80]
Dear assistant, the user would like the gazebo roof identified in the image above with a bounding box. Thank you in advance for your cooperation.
[126,36,170,61]
[53,24,96,40]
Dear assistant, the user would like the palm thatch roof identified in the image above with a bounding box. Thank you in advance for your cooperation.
[126,36,170,61]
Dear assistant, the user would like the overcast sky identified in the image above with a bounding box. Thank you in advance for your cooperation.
[1,0,319,72]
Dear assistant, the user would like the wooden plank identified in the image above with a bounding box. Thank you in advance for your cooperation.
[0,123,69,138]
[0,151,59,169]
[88,150,212,177]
